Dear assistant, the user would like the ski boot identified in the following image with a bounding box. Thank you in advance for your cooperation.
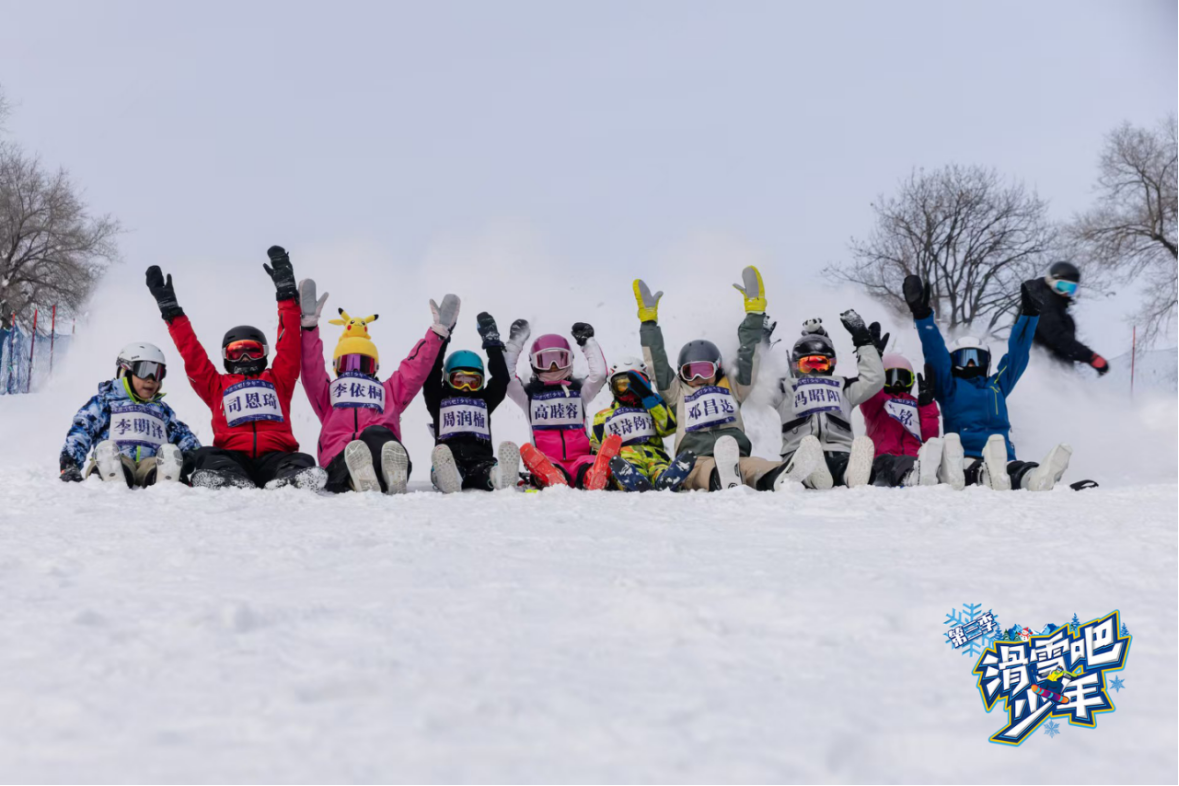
[609,455,653,492]
[1022,444,1073,492]
[520,444,569,488]
[344,440,381,492]
[905,437,943,487]
[431,444,463,494]
[493,441,521,490]
[711,435,743,490]
[772,435,822,491]
[93,440,128,485]
[381,441,410,494]
[654,450,697,491]
[155,444,184,484]
[583,434,623,490]
[844,436,875,488]
[191,469,255,489]
[978,434,1011,491]
[265,467,327,491]
[938,433,966,490]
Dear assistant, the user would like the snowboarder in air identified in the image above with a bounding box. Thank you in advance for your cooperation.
[903,274,1073,490]
[1023,261,1110,376]
[422,311,520,493]
[59,342,200,487]
[144,246,323,490]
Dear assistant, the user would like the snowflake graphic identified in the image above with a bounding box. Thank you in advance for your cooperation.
[1044,720,1061,738]
[1110,676,1125,692]
[944,603,1001,657]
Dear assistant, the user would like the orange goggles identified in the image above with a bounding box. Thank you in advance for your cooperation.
[449,370,483,391]
[797,355,833,374]
[224,339,267,361]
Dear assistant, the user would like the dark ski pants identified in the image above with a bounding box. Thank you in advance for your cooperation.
[189,446,316,488]
[871,454,917,487]
[776,449,855,487]
[325,425,411,493]
[457,457,498,491]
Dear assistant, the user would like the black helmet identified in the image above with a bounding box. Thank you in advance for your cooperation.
[221,325,269,376]
[677,339,722,381]
[1046,261,1081,298]
[791,333,836,375]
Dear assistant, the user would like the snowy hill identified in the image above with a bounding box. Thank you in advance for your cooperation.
[1108,347,1179,394]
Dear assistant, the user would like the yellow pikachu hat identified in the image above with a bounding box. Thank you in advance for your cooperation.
[329,309,380,367]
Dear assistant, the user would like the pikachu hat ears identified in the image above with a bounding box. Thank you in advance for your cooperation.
[329,308,380,364]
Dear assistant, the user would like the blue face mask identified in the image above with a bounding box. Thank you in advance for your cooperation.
[1052,280,1078,297]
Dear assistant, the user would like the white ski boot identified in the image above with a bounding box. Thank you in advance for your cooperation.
[155,444,184,484]
[712,435,743,490]
[844,436,875,488]
[1022,443,1073,491]
[774,435,823,491]
[381,441,410,495]
[978,434,1011,491]
[905,437,943,487]
[938,433,966,490]
[344,440,381,492]
[431,444,463,494]
[494,441,521,490]
[292,467,328,491]
[93,440,125,484]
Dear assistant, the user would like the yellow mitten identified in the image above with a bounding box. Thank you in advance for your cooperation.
[732,266,767,313]
[633,279,663,323]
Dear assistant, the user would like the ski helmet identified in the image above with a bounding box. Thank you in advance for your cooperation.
[222,325,269,376]
[791,333,836,376]
[608,355,650,399]
[529,334,573,371]
[444,350,486,391]
[881,352,914,393]
[116,342,167,382]
[677,340,722,382]
[330,310,380,377]
[1045,261,1081,298]
[948,336,990,379]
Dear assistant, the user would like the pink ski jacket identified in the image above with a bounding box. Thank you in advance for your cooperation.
[860,388,941,459]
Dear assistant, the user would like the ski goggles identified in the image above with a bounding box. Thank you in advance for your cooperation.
[679,361,718,382]
[884,367,914,390]
[610,372,649,395]
[950,347,990,369]
[125,360,166,382]
[797,355,833,374]
[531,348,572,371]
[449,370,484,391]
[1052,279,1078,297]
[335,353,378,376]
[224,339,268,362]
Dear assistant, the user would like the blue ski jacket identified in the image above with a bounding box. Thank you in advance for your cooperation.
[914,313,1038,460]
[61,378,201,469]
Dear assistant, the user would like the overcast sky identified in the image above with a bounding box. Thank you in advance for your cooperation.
[1,0,1175,348]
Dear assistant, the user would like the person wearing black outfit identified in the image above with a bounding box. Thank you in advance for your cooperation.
[1025,261,1110,376]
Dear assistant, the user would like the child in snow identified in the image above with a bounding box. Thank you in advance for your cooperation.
[858,326,966,489]
[297,277,457,494]
[903,274,1073,490]
[503,319,621,489]
[634,267,798,492]
[422,311,519,493]
[59,342,200,487]
[589,356,692,492]
[144,247,323,490]
[759,309,885,489]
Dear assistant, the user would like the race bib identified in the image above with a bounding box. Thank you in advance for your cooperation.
[530,389,584,431]
[683,385,738,432]
[109,402,167,450]
[885,398,922,440]
[222,379,284,427]
[603,407,657,446]
[791,376,844,417]
[438,397,491,441]
[329,371,386,412]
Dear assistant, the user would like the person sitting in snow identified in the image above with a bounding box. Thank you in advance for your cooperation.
[145,246,323,490]
[59,342,200,487]
[903,274,1073,491]
[297,278,457,494]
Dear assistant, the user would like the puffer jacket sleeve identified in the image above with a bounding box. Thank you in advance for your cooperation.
[846,345,886,406]
[997,315,1038,396]
[578,337,608,402]
[915,314,955,403]
[270,298,303,397]
[640,321,680,405]
[734,312,765,404]
[385,328,446,416]
[61,393,108,468]
[918,401,941,441]
[300,325,333,423]
[166,315,223,408]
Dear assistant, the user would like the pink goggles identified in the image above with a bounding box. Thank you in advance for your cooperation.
[335,354,378,376]
[531,348,573,370]
[680,361,718,382]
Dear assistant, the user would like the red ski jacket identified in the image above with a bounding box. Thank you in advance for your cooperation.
[860,388,940,458]
[167,299,302,457]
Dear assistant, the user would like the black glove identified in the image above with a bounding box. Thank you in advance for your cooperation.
[571,322,595,347]
[903,275,932,319]
[840,309,873,348]
[868,321,890,356]
[626,370,655,400]
[1020,281,1041,317]
[917,365,936,407]
[476,312,503,349]
[145,266,184,321]
[59,454,84,483]
[263,245,298,302]
[761,314,778,344]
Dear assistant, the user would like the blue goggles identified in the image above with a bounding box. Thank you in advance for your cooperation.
[1052,280,1078,297]
[950,347,990,369]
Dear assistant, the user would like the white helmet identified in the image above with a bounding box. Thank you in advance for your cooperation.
[948,336,986,353]
[608,356,649,384]
[117,342,167,380]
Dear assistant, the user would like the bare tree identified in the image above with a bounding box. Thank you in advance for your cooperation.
[0,145,121,328]
[1069,116,1178,345]
[826,165,1057,338]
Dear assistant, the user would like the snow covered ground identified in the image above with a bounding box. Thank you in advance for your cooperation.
[1,461,1176,783]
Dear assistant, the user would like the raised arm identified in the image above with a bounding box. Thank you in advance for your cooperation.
[571,322,608,401]
[503,318,531,411]
[916,368,940,440]
[263,246,303,394]
[147,266,221,407]
[840,310,885,405]
[296,278,333,421]
[386,294,456,412]
[477,312,511,413]
[422,335,450,418]
[996,283,1040,396]
[904,275,954,401]
[732,266,769,403]
[634,279,680,403]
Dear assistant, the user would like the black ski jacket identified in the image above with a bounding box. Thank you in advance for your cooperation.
[423,340,509,466]
[1026,278,1095,364]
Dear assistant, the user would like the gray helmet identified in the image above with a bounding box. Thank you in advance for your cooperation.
[677,339,722,380]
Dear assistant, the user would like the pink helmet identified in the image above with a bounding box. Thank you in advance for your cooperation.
[530,334,573,371]
[881,353,913,373]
